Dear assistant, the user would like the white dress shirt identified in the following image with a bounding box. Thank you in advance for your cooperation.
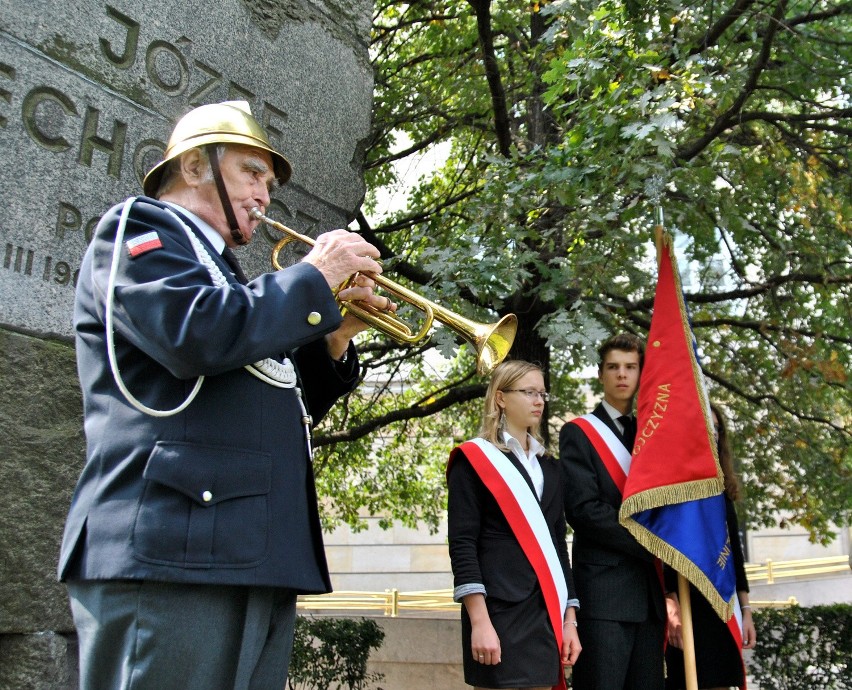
[502,430,545,500]
[601,399,632,435]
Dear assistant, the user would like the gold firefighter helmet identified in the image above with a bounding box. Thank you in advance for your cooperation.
[142,100,292,197]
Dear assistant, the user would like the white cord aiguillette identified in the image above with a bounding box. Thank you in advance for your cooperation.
[105,197,314,457]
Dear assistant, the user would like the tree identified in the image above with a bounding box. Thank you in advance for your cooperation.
[312,0,851,542]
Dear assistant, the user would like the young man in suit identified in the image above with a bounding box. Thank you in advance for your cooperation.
[59,101,391,689]
[560,333,666,689]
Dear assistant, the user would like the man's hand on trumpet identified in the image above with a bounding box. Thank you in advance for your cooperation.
[313,247,398,360]
[302,229,383,289]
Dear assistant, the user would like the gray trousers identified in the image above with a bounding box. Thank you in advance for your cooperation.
[67,579,298,690]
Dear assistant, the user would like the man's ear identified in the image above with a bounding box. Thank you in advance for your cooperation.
[178,148,205,188]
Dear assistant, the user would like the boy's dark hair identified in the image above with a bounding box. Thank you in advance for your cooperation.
[597,333,646,373]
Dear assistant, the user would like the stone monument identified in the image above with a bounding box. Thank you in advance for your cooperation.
[0,1,373,685]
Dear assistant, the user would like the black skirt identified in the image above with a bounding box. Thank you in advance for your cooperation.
[461,586,560,689]
[665,584,744,689]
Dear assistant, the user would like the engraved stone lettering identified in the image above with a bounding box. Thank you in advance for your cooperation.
[146,40,189,95]
[23,86,78,152]
[228,82,255,103]
[53,201,102,245]
[100,5,140,69]
[133,139,167,188]
[188,60,222,107]
[0,0,372,338]
[50,260,78,287]
[56,202,82,242]
[85,216,101,244]
[79,106,127,177]
[4,244,35,275]
[0,62,15,128]
[261,102,288,148]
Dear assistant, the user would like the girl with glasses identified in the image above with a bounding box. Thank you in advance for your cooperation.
[447,360,581,690]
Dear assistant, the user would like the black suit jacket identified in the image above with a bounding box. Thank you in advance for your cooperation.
[447,444,576,603]
[560,403,665,623]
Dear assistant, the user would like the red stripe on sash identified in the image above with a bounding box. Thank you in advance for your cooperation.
[728,610,747,689]
[450,441,566,690]
[569,417,627,494]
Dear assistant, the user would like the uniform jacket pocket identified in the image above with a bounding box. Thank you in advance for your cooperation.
[133,441,271,568]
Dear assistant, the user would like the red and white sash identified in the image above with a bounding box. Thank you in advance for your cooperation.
[449,438,568,690]
[569,414,632,494]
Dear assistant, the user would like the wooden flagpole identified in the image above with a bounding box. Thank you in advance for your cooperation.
[652,198,698,690]
[677,573,699,690]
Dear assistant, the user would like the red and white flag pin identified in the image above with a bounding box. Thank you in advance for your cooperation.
[126,231,163,258]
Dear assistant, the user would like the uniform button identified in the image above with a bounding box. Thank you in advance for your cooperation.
[307,311,322,325]
[202,490,213,502]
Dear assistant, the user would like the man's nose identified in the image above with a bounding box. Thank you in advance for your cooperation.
[255,185,271,207]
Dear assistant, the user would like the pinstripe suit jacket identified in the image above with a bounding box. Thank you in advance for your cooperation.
[559,403,665,623]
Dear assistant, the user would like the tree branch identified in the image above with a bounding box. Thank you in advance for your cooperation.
[704,368,850,435]
[468,0,513,157]
[314,382,486,445]
[786,2,852,30]
[691,318,852,346]
[690,0,760,55]
[678,0,789,161]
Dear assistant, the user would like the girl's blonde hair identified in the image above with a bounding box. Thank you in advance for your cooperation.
[479,360,546,451]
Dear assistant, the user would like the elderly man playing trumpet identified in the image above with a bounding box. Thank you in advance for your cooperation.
[59,100,391,689]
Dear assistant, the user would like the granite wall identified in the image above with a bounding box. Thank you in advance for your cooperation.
[0,1,373,686]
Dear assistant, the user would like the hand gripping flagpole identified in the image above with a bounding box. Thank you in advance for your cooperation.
[647,176,699,690]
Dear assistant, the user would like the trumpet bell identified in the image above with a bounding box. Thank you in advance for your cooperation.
[250,207,517,376]
[472,313,518,376]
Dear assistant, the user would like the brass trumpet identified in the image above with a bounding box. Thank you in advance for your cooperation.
[249,208,517,376]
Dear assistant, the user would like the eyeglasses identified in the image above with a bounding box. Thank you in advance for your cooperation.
[503,389,550,402]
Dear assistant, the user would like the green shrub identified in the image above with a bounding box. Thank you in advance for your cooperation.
[749,604,851,689]
[288,616,385,690]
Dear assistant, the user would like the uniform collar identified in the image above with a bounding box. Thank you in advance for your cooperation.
[164,201,226,254]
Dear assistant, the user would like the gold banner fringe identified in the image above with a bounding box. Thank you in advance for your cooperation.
[619,477,724,518]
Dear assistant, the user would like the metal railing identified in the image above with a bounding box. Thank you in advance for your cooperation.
[297,589,458,617]
[749,597,799,608]
[296,589,806,617]
[296,555,849,616]
[744,555,849,584]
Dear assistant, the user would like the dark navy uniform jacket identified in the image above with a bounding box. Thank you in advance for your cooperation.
[59,197,357,594]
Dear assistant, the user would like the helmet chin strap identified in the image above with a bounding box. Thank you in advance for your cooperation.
[207,145,247,246]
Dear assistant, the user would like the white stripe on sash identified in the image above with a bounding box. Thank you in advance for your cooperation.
[581,413,632,477]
